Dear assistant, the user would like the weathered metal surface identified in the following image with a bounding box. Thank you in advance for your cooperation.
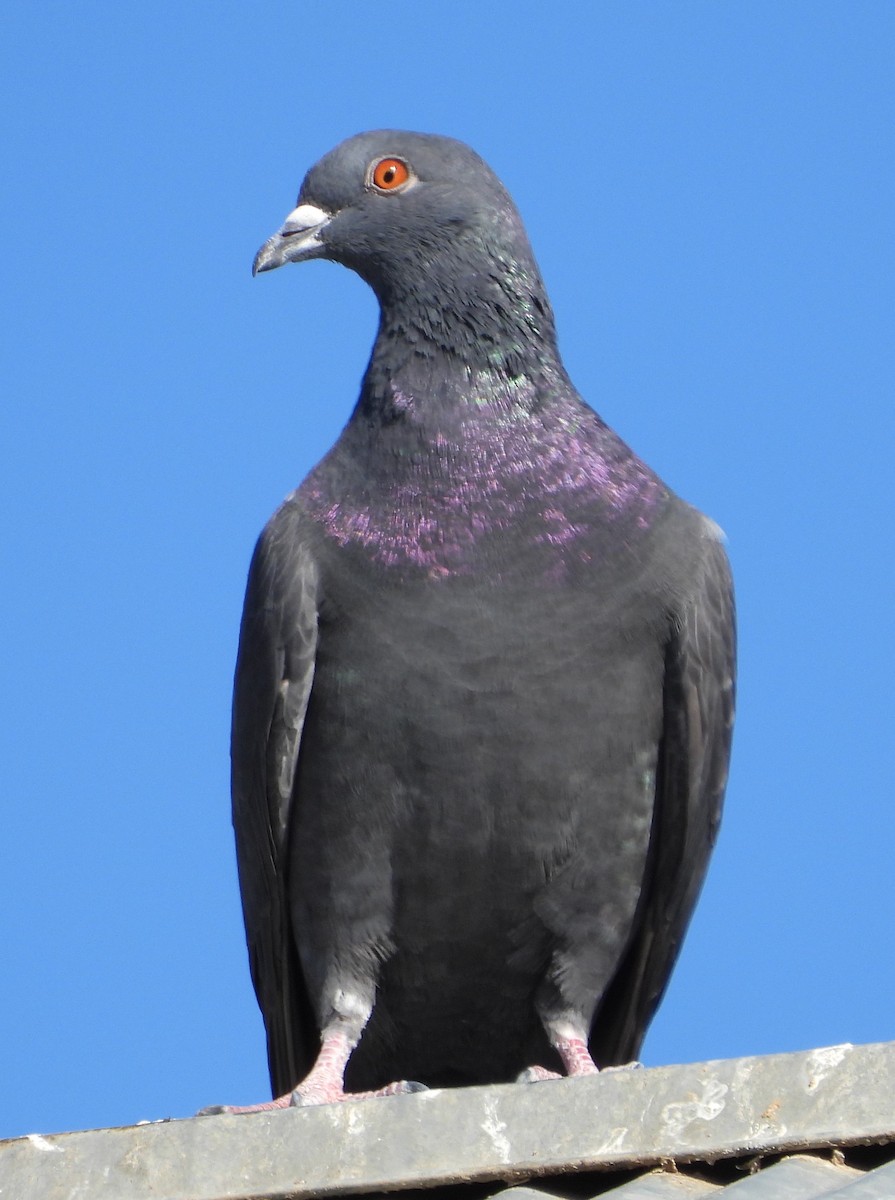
[0,1042,893,1200]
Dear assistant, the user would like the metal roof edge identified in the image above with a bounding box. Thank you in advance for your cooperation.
[1,1040,893,1200]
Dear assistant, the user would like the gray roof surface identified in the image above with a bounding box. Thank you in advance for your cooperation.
[1,1041,893,1200]
[493,1152,895,1197]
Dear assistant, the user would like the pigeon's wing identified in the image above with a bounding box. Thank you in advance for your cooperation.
[231,508,319,1097]
[590,524,736,1066]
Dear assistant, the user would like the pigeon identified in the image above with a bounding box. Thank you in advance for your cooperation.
[225,130,735,1110]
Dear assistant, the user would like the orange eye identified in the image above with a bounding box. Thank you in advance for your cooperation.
[371,157,410,192]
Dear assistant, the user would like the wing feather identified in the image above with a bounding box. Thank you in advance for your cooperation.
[590,524,736,1065]
[230,508,319,1096]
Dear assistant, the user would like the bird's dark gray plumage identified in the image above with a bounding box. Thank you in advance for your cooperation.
[231,130,735,1106]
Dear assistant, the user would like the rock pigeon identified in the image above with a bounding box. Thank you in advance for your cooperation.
[226,130,735,1110]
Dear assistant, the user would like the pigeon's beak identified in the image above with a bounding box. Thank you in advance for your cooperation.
[252,203,332,275]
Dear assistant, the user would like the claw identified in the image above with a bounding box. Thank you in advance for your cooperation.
[199,1092,293,1116]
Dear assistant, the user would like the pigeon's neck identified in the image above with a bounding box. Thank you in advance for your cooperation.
[361,236,563,387]
[358,338,570,429]
[353,239,581,434]
[358,299,567,431]
[298,207,668,576]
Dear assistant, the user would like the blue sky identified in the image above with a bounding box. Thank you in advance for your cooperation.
[2,2,892,1138]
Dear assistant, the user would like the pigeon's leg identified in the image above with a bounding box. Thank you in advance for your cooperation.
[291,1027,356,1106]
[552,1031,600,1076]
[518,1016,599,1083]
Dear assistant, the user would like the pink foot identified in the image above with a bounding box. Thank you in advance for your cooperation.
[199,1029,426,1114]
[202,1078,424,1114]
[291,1077,425,1107]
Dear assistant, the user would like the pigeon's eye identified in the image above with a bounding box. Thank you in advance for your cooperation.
[370,157,411,192]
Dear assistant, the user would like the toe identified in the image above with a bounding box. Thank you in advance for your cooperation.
[200,1093,293,1115]
[516,1065,562,1083]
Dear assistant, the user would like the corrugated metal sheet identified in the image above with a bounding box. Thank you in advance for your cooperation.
[487,1152,895,1196]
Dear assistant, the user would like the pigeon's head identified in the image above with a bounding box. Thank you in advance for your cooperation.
[254,131,560,374]
[254,131,546,305]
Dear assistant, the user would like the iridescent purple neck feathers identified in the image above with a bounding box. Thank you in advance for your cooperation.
[298,371,666,578]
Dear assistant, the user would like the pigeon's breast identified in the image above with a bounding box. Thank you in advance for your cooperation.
[298,408,668,580]
[289,533,670,1083]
